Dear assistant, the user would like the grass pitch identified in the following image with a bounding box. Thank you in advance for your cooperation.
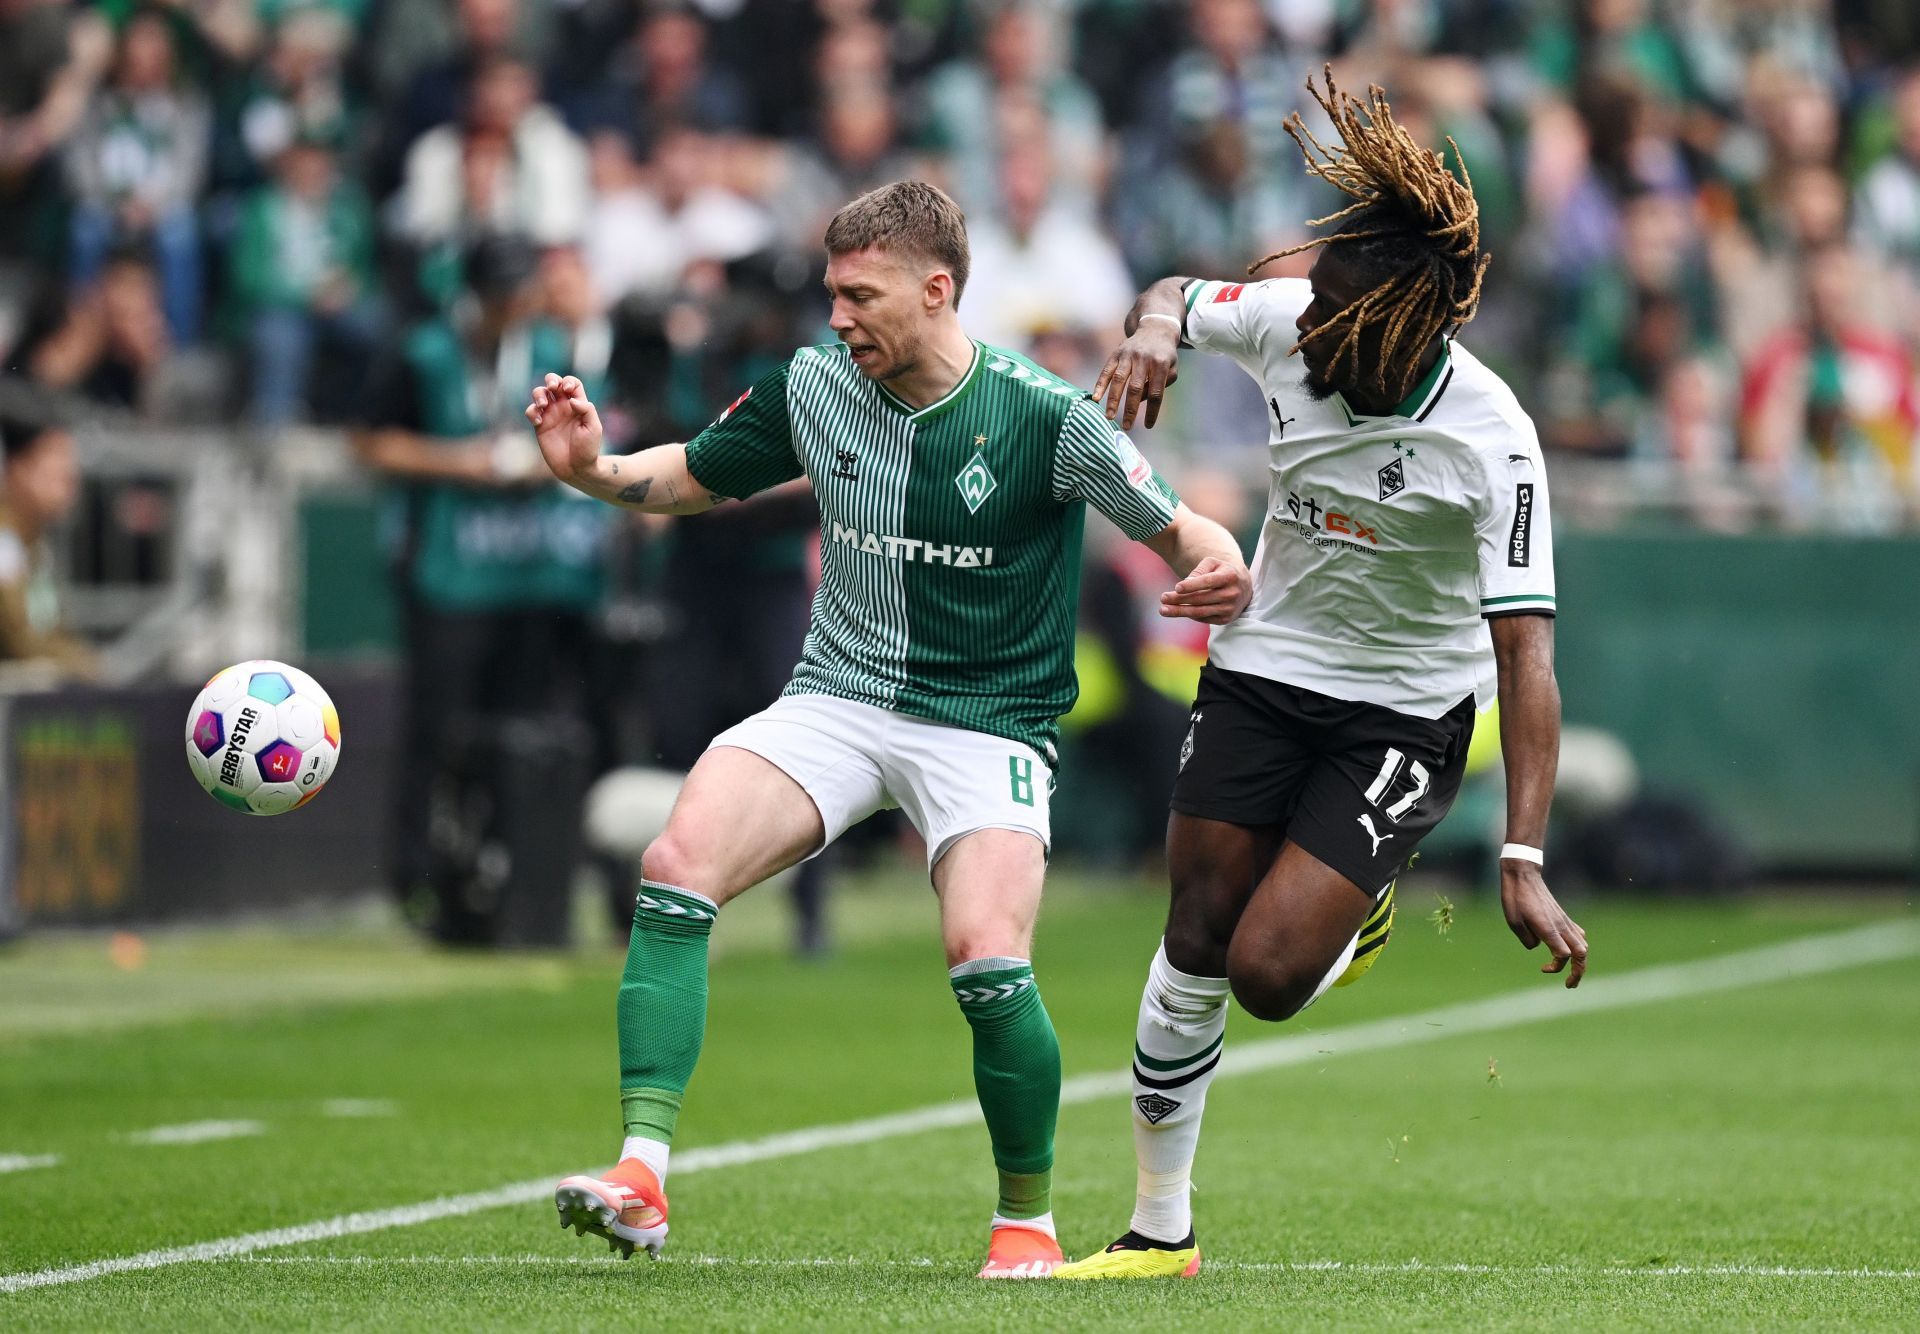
[2,871,1916,1330]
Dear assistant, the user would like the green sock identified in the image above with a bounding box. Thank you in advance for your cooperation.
[617,882,717,1143]
[950,957,1060,1222]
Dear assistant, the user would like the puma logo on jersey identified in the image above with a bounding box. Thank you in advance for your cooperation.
[830,523,995,567]
[1358,813,1392,856]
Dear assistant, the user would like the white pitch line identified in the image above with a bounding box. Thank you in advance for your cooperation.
[320,1100,399,1119]
[4,918,1916,1298]
[208,1255,1920,1282]
[123,1120,266,1147]
[0,1154,60,1175]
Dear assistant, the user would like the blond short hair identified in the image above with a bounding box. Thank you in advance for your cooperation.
[824,180,971,305]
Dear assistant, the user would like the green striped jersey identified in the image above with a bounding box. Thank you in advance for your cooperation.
[683,341,1180,761]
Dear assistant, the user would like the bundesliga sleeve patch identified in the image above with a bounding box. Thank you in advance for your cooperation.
[1212,283,1245,304]
[1113,430,1153,487]
[1507,483,1534,567]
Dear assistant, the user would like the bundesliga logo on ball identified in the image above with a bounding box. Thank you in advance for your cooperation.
[185,659,342,815]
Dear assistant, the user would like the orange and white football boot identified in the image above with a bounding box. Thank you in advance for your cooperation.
[554,1159,669,1259]
[977,1224,1065,1278]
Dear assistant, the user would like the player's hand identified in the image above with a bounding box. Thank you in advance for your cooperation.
[526,373,605,485]
[1093,324,1181,430]
[1499,861,1587,988]
[1159,556,1252,626]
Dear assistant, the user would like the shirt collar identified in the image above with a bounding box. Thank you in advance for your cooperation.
[1335,341,1454,426]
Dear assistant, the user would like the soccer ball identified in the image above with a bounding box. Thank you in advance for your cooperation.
[185,660,341,816]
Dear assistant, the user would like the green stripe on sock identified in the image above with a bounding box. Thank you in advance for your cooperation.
[996,1169,1051,1222]
[620,1087,684,1142]
[1133,1033,1224,1073]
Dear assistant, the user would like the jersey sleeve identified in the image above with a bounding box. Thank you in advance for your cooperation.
[1473,432,1557,619]
[1052,397,1181,540]
[681,361,802,500]
[1181,277,1310,378]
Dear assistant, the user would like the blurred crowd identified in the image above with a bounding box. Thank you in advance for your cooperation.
[0,0,1911,932]
[0,0,1911,526]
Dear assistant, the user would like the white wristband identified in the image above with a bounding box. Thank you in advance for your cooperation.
[1138,312,1182,330]
[1499,843,1544,866]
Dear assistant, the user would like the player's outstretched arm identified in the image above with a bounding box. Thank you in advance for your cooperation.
[525,373,721,514]
[1490,614,1588,987]
[1141,503,1252,626]
[1093,276,1192,429]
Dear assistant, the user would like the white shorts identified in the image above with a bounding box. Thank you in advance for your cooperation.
[708,693,1052,869]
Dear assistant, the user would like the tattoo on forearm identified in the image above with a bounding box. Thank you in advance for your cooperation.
[664,477,681,504]
[616,478,652,505]
[610,461,620,475]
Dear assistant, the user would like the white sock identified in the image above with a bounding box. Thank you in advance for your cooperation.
[992,1210,1055,1239]
[619,1134,671,1185]
[1129,940,1230,1245]
[1303,933,1359,1011]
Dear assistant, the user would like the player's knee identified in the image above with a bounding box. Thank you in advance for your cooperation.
[639,830,710,896]
[1165,876,1242,975]
[1162,912,1230,978]
[942,924,1027,970]
[1228,968,1315,1022]
[1224,944,1317,1023]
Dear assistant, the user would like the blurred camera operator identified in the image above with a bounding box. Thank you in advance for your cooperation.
[350,235,613,935]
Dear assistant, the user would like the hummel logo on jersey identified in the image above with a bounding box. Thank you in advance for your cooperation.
[956,451,998,514]
[831,522,995,567]
[1135,1092,1182,1124]
[1358,813,1393,857]
[832,449,859,480]
[1378,457,1406,500]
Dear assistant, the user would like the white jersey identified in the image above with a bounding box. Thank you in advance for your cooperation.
[1183,277,1556,720]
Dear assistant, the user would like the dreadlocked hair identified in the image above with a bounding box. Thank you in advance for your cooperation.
[1255,67,1490,406]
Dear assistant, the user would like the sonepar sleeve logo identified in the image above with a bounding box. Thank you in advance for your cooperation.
[1508,483,1534,567]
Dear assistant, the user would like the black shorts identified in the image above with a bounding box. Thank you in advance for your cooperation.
[1170,664,1476,894]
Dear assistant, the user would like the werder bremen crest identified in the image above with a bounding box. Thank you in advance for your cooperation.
[956,451,998,514]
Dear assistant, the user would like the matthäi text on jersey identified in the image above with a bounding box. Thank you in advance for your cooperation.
[829,522,995,567]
